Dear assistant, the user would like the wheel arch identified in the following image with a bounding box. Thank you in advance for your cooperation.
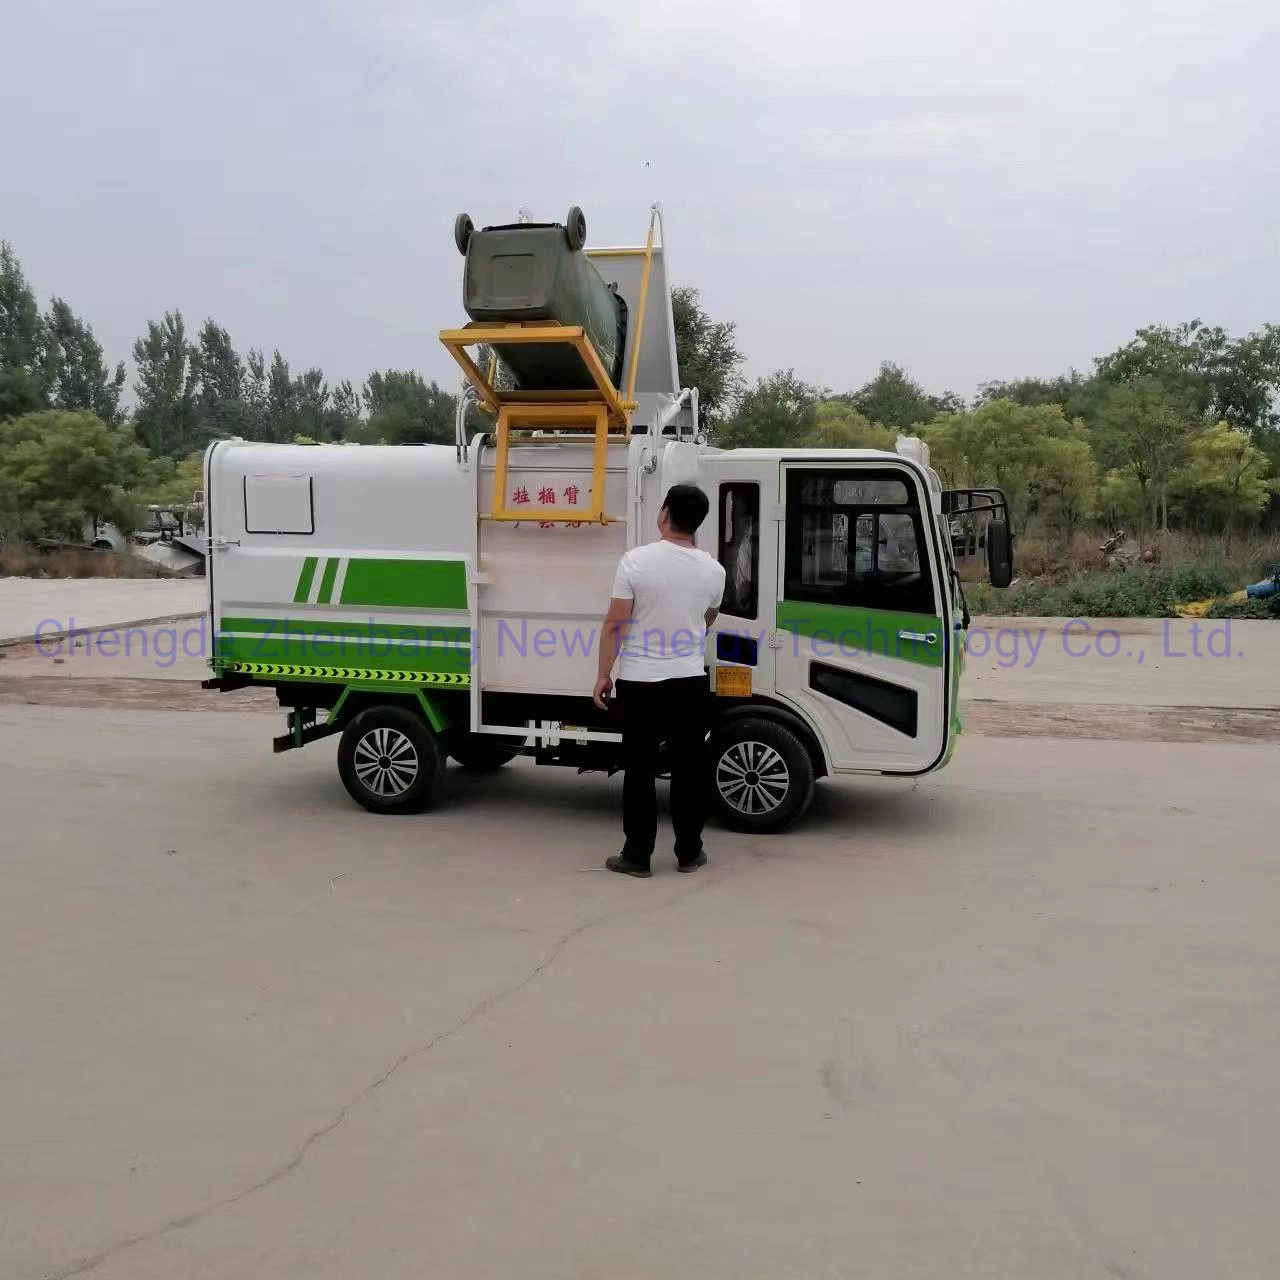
[710,695,830,780]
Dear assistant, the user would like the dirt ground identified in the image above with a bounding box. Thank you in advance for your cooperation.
[2,600,1278,1279]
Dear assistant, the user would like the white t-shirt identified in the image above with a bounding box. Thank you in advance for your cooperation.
[610,539,727,682]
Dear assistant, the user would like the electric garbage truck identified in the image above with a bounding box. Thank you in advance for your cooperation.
[202,205,1013,831]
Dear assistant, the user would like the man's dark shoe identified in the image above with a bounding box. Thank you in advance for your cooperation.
[676,851,708,873]
[606,855,652,878]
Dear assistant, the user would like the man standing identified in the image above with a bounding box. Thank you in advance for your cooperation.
[593,484,726,877]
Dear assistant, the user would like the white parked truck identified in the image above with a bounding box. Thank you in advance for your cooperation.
[203,206,1011,831]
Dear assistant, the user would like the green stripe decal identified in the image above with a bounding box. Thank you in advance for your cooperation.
[225,661,469,686]
[220,618,470,645]
[316,557,339,604]
[339,558,467,610]
[776,600,944,669]
[293,556,318,603]
[215,633,471,674]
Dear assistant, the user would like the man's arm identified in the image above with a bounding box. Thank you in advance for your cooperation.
[593,596,633,710]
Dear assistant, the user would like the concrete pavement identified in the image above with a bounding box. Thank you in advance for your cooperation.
[0,578,205,644]
[965,615,1276,707]
[2,705,1278,1279]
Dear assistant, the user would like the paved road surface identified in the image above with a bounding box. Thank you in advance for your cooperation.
[963,615,1274,707]
[2,704,1278,1279]
[0,578,204,643]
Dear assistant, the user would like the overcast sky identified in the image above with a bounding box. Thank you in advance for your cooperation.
[3,0,1277,402]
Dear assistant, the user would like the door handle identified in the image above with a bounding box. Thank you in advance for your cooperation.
[897,630,938,645]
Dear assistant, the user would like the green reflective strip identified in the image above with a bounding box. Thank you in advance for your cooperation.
[776,599,945,669]
[339,558,467,610]
[227,661,469,686]
[293,556,318,603]
[215,634,471,674]
[219,617,471,647]
[316,557,339,604]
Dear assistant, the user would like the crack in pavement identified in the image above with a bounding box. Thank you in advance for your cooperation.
[46,873,718,1279]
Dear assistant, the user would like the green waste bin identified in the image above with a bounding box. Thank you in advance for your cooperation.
[461,218,628,392]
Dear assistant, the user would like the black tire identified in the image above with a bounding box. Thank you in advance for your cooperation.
[454,212,474,256]
[986,518,1013,588]
[448,733,522,772]
[708,716,815,833]
[564,205,586,251]
[338,705,444,815]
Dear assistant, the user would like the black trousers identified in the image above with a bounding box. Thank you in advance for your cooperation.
[615,674,710,867]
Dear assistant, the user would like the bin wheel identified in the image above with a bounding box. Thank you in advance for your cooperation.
[564,205,586,251]
[338,705,444,814]
[708,717,815,833]
[454,212,474,256]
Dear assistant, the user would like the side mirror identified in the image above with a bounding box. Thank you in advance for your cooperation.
[986,519,1013,588]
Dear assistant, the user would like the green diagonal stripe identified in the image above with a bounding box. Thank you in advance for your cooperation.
[293,556,318,603]
[316,557,339,605]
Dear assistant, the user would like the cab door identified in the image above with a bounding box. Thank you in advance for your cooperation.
[773,459,954,773]
[704,463,778,700]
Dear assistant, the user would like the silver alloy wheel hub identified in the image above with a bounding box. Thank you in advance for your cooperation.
[353,727,419,797]
[716,740,790,815]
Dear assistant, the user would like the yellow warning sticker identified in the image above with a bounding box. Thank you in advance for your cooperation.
[715,665,753,697]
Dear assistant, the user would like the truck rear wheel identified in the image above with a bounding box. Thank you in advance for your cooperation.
[708,717,815,833]
[338,705,444,815]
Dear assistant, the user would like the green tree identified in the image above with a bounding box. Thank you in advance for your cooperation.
[322,379,363,441]
[190,320,246,441]
[925,398,1079,532]
[292,367,330,439]
[1170,421,1271,546]
[1095,320,1280,443]
[145,451,205,508]
[1035,435,1098,543]
[716,370,821,449]
[363,370,455,444]
[975,370,1102,424]
[266,351,298,443]
[1098,469,1146,532]
[845,362,959,430]
[0,241,48,418]
[0,410,151,541]
[132,311,197,456]
[1092,379,1199,531]
[243,349,269,440]
[42,298,126,426]
[256,352,332,442]
[806,399,896,450]
[670,286,744,425]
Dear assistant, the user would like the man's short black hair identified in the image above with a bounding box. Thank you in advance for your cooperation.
[662,483,710,535]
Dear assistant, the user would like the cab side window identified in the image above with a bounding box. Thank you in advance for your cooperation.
[717,482,759,619]
[784,470,934,615]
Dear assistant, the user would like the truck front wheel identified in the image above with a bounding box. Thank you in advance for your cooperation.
[708,717,815,833]
[338,705,444,815]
